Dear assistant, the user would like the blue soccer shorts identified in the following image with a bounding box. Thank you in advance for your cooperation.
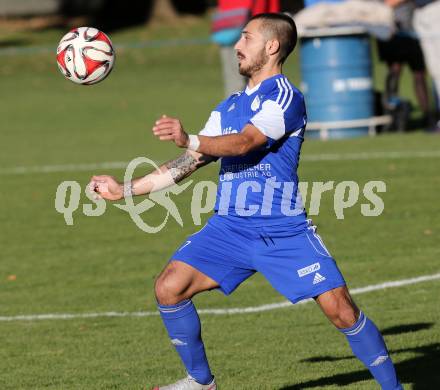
[171,214,346,303]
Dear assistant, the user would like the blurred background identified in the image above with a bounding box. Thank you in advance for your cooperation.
[1,0,439,138]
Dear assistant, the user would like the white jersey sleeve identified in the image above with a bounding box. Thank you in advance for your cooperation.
[198,111,222,137]
[250,100,286,141]
[249,77,307,144]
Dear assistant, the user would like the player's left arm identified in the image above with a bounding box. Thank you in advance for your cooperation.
[152,115,267,157]
[197,126,267,156]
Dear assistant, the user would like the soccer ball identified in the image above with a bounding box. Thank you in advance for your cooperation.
[56,27,115,85]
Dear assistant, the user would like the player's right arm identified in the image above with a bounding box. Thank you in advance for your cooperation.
[90,106,224,201]
[88,150,215,201]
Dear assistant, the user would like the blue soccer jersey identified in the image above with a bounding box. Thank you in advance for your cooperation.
[171,74,346,304]
[199,74,307,225]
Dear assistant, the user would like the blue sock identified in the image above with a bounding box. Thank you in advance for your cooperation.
[340,311,402,390]
[158,299,213,385]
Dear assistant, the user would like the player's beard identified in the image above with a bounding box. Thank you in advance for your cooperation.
[238,47,269,78]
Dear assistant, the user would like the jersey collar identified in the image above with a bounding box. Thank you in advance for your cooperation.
[244,74,285,96]
[245,83,261,96]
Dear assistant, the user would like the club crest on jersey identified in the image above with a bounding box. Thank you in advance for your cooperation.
[251,95,261,111]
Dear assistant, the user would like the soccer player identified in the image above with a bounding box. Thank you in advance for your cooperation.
[90,13,403,390]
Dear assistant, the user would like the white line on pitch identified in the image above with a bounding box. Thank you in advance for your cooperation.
[302,150,440,161]
[0,161,129,175]
[1,272,439,322]
[2,150,440,176]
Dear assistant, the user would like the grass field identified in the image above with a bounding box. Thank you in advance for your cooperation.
[1,18,440,389]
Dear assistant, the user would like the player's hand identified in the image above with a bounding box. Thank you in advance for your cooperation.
[152,115,189,148]
[88,175,123,201]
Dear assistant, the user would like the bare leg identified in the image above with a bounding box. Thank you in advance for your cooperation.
[155,260,219,305]
[413,70,430,114]
[154,260,219,386]
[315,286,402,389]
[386,62,402,99]
[315,285,359,328]
[382,63,402,132]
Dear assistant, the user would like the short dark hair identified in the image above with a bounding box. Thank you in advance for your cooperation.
[248,13,298,65]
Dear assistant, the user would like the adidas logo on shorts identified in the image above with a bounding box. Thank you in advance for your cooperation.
[313,272,326,285]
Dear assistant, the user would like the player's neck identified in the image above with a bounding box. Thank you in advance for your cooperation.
[248,65,283,89]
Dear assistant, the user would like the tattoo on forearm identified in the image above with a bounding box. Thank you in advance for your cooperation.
[165,152,197,182]
[165,152,214,182]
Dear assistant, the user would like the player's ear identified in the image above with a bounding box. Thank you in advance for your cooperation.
[266,39,280,57]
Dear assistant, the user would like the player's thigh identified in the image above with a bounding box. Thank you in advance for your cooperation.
[169,217,256,297]
[254,224,346,304]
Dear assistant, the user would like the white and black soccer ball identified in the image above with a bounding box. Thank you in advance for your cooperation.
[56,27,115,85]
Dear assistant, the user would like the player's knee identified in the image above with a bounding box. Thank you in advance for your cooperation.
[321,294,359,329]
[155,263,178,305]
[333,306,358,329]
[154,274,186,306]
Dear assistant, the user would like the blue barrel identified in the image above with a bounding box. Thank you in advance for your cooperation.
[300,31,373,138]
[304,0,344,8]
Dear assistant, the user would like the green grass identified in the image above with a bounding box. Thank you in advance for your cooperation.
[1,19,440,390]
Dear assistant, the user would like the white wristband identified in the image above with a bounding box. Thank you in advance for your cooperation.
[187,134,200,152]
[123,181,134,198]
